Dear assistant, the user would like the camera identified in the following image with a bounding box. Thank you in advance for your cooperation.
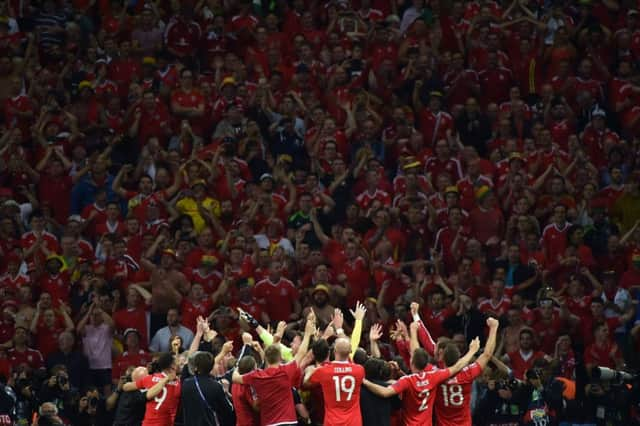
[57,375,67,386]
[89,397,98,408]
[592,367,636,383]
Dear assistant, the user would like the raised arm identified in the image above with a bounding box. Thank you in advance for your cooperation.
[447,337,481,377]
[409,302,436,356]
[295,311,317,365]
[349,301,366,357]
[476,318,499,369]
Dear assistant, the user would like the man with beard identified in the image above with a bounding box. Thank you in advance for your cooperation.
[303,284,334,328]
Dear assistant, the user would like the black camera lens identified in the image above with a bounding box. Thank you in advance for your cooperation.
[89,397,98,407]
[57,376,67,385]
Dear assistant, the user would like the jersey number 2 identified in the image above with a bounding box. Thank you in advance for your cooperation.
[332,375,355,402]
[418,389,430,411]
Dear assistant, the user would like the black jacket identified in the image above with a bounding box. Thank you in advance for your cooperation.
[180,375,235,426]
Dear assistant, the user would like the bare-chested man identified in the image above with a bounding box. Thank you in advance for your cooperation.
[141,234,189,335]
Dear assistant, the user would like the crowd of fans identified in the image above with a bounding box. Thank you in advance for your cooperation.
[0,0,640,424]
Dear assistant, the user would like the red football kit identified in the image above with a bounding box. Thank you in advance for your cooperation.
[391,367,452,426]
[136,372,181,426]
[308,360,365,426]
[434,362,483,426]
[242,362,301,426]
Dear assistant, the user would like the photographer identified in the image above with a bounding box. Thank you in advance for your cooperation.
[109,366,148,426]
[473,366,522,426]
[71,386,110,426]
[35,367,74,421]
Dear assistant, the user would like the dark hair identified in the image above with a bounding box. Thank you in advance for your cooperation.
[312,339,330,363]
[364,357,384,380]
[353,348,368,365]
[411,348,430,371]
[519,329,534,340]
[150,353,174,373]
[442,343,461,367]
[192,352,214,375]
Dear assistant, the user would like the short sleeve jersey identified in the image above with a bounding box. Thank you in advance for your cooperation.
[391,367,451,426]
[242,362,300,426]
[434,362,483,426]
[308,360,365,426]
[135,373,181,426]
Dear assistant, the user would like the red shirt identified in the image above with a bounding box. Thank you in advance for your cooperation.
[113,307,149,346]
[20,231,59,263]
[0,273,30,295]
[422,307,454,340]
[338,257,370,307]
[34,325,64,359]
[434,362,483,426]
[420,109,454,147]
[584,341,622,369]
[478,67,513,106]
[136,372,181,426]
[541,223,569,264]
[478,297,511,318]
[355,189,391,211]
[7,347,44,372]
[242,362,300,426]
[180,298,212,332]
[425,157,464,183]
[323,240,347,270]
[112,349,152,380]
[468,206,504,245]
[164,18,201,57]
[137,102,170,146]
[171,89,205,132]
[231,383,259,426]
[39,272,71,305]
[252,278,299,322]
[391,367,452,426]
[308,360,365,426]
[505,349,546,380]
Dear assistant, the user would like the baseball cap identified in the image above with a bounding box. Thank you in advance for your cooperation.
[260,173,274,182]
[312,284,330,296]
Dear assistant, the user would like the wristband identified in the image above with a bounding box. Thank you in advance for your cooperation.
[412,314,420,322]
[336,328,344,335]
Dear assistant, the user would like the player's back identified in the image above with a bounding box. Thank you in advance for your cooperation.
[434,362,482,426]
[139,372,181,426]
[312,360,365,426]
[391,368,451,426]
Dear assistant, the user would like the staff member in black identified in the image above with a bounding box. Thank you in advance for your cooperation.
[180,351,235,426]
[109,366,147,426]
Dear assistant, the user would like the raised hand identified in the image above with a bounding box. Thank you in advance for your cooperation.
[331,308,344,330]
[409,321,420,334]
[469,337,480,353]
[369,323,383,342]
[350,301,367,321]
[410,302,420,317]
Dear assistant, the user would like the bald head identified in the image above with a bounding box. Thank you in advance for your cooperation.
[334,337,351,360]
[132,366,149,381]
